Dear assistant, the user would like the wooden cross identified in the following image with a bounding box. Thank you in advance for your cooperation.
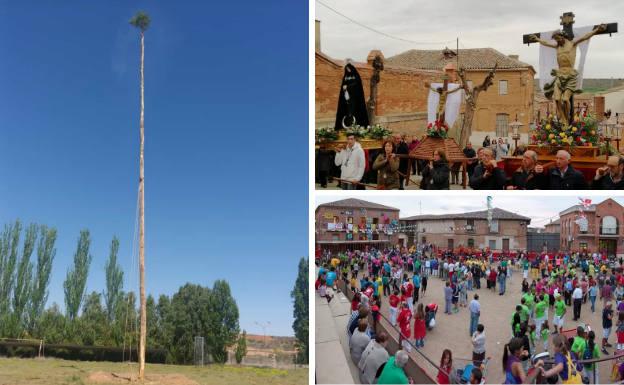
[523,12,617,44]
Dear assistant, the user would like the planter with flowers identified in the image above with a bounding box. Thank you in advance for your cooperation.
[528,112,600,157]
[315,124,392,150]
[426,120,449,139]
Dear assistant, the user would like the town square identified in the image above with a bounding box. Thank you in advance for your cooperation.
[315,195,624,384]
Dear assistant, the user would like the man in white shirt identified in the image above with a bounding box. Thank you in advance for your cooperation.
[572,283,583,321]
[443,262,449,279]
[334,134,365,190]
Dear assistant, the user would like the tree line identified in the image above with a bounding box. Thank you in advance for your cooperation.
[0,220,241,364]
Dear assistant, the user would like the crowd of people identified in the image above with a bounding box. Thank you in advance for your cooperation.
[315,133,624,190]
[316,245,624,384]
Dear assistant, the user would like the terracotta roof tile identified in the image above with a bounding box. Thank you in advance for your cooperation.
[316,198,399,212]
[401,207,531,221]
[386,48,533,71]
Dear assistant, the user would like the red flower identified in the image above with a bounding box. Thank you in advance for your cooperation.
[581,131,587,137]
[576,136,582,142]
[427,123,432,129]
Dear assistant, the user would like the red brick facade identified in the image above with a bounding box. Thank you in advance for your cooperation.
[559,198,624,255]
[315,52,441,133]
[315,199,400,253]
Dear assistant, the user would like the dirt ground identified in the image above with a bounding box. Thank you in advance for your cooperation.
[346,264,615,384]
[0,357,307,385]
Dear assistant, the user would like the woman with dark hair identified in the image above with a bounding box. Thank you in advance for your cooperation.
[373,140,400,189]
[436,349,453,384]
[502,337,541,384]
[421,149,450,190]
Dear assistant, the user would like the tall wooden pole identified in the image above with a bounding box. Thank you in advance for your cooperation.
[138,30,147,381]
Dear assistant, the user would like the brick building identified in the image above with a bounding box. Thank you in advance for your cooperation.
[315,51,441,132]
[559,198,624,255]
[544,219,561,233]
[315,198,400,253]
[399,208,530,251]
[385,48,536,145]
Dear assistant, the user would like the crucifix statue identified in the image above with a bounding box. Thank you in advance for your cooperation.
[525,12,616,126]
[425,75,462,124]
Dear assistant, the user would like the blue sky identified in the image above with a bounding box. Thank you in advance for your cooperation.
[0,1,307,336]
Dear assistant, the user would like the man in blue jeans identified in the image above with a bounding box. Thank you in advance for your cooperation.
[469,294,481,336]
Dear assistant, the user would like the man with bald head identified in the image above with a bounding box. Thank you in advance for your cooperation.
[593,155,624,189]
[507,150,548,189]
[546,150,587,189]
[469,147,506,190]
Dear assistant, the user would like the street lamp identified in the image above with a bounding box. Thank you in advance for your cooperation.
[509,114,523,154]
[615,113,623,152]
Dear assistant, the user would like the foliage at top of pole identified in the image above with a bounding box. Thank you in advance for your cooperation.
[129,11,151,32]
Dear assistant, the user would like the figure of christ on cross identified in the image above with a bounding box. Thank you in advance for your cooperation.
[424,80,462,125]
[529,22,607,126]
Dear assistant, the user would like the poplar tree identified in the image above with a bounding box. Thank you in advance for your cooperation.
[63,230,93,321]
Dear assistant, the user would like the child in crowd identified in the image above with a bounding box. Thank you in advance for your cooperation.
[414,303,426,348]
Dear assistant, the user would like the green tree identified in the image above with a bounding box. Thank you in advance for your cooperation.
[207,280,240,363]
[33,303,66,344]
[63,230,93,321]
[28,225,57,332]
[0,221,21,317]
[167,284,212,364]
[235,330,247,364]
[12,223,37,333]
[291,258,308,364]
[104,236,123,322]
[146,294,163,349]
[80,291,108,346]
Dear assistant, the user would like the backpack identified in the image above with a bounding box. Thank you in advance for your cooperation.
[562,352,582,384]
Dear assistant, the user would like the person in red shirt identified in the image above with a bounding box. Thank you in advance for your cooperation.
[437,349,453,384]
[403,276,414,311]
[397,302,413,352]
[414,303,427,347]
[389,289,400,326]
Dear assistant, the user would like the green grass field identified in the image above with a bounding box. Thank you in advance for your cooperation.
[0,357,307,385]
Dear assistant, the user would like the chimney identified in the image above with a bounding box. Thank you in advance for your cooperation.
[315,20,321,52]
[508,54,519,60]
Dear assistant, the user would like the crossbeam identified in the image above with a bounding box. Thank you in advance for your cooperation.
[523,22,617,44]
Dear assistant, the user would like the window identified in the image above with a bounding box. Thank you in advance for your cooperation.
[332,235,339,241]
[448,239,454,250]
[347,217,353,224]
[373,233,379,240]
[489,240,497,249]
[489,220,499,233]
[373,217,379,224]
[496,114,509,137]
[466,219,475,232]
[580,242,588,250]
[499,80,508,95]
[602,216,618,235]
[467,238,475,247]
[421,236,427,244]
[466,80,473,90]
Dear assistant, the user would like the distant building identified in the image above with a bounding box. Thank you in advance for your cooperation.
[559,198,624,256]
[527,227,560,254]
[385,48,535,145]
[544,219,561,233]
[399,208,530,251]
[599,84,624,115]
[315,198,400,253]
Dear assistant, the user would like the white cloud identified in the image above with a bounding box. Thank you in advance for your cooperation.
[315,0,624,78]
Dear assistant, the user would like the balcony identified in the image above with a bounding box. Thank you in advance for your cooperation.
[465,225,475,233]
